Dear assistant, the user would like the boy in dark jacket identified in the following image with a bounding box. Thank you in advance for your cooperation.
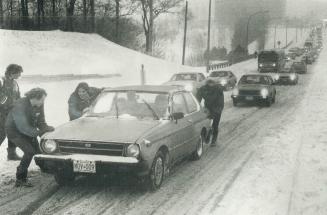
[0,64,23,160]
[68,82,102,120]
[196,79,224,146]
[6,88,54,187]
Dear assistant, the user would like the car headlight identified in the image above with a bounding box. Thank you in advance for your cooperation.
[259,63,263,68]
[290,74,296,80]
[184,84,193,92]
[42,139,57,154]
[275,74,280,80]
[232,88,239,96]
[260,88,269,98]
[220,79,227,86]
[126,144,140,158]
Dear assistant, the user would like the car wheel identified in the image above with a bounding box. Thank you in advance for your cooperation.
[54,170,75,186]
[265,98,272,107]
[147,150,165,191]
[232,99,238,107]
[191,135,204,161]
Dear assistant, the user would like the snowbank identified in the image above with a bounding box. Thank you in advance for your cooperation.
[0,29,204,86]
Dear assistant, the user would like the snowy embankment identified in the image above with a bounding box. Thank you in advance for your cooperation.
[0,29,203,86]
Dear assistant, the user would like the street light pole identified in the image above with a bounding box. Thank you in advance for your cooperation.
[246,10,269,54]
[182,0,188,65]
[206,0,212,73]
[274,24,277,49]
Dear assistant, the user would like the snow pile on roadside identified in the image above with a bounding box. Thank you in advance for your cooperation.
[0,29,203,86]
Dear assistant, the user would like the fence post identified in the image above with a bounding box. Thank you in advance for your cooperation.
[141,64,146,85]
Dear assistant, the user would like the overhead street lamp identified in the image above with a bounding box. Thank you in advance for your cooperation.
[246,10,269,54]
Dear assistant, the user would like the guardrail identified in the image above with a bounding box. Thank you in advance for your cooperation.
[208,61,232,71]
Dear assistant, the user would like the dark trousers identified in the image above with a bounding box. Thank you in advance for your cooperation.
[211,112,222,142]
[0,111,15,148]
[8,134,38,180]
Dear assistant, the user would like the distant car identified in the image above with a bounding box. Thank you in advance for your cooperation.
[231,74,276,107]
[293,61,307,74]
[302,55,313,65]
[208,70,237,90]
[289,47,303,57]
[274,62,299,85]
[164,72,206,95]
[34,85,212,190]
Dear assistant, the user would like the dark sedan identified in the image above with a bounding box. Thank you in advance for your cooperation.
[231,74,276,107]
[34,85,212,190]
[293,61,307,74]
[274,62,299,85]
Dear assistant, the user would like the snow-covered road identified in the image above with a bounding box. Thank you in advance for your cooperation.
[0,43,325,215]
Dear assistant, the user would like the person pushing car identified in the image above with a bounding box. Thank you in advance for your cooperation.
[5,88,54,187]
[0,64,23,160]
[196,79,224,146]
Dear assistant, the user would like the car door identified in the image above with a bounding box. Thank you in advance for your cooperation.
[170,93,194,162]
[182,92,203,154]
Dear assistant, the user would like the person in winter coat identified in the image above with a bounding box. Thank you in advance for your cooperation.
[196,79,224,146]
[5,88,54,187]
[0,64,23,160]
[68,82,102,121]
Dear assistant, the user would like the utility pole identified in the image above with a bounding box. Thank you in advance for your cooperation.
[296,26,298,43]
[206,0,212,73]
[285,20,288,47]
[182,1,188,65]
[274,25,277,49]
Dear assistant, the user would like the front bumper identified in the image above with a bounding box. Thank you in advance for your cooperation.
[259,67,277,73]
[34,154,149,176]
[275,77,297,85]
[231,95,268,103]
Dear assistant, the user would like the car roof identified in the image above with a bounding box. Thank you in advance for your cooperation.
[241,74,272,77]
[104,85,185,94]
[173,72,201,75]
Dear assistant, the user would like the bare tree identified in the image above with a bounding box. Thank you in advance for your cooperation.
[90,0,95,32]
[66,0,76,31]
[37,0,45,29]
[21,0,29,28]
[140,0,183,54]
[0,0,3,28]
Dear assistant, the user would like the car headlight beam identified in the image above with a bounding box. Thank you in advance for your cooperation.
[42,139,58,154]
[126,144,140,158]
[290,74,296,80]
[184,84,193,92]
[260,88,269,98]
[232,88,239,96]
[220,79,228,86]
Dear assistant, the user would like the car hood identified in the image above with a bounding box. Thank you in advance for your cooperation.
[43,117,160,143]
[237,84,268,90]
[163,80,195,87]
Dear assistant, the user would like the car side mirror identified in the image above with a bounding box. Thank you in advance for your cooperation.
[171,112,184,121]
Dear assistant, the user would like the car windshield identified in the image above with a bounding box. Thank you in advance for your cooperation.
[89,91,169,120]
[171,74,197,81]
[209,71,229,77]
[239,75,269,85]
[259,52,278,62]
[293,62,304,67]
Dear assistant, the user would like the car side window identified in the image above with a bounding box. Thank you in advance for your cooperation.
[172,93,188,114]
[183,93,198,113]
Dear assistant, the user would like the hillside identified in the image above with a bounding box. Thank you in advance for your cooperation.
[0,29,203,85]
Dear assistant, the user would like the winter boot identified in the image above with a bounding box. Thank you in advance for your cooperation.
[7,147,22,161]
[15,179,33,188]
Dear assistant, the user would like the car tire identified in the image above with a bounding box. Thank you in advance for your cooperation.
[265,98,272,107]
[232,99,238,107]
[54,170,75,186]
[191,135,204,161]
[147,150,165,191]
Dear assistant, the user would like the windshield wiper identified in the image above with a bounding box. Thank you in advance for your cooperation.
[142,99,159,120]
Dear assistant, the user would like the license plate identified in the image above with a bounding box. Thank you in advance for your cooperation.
[245,96,254,101]
[73,160,96,173]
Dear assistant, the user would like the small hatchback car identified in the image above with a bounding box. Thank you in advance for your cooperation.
[231,74,276,107]
[274,62,299,85]
[35,85,212,190]
[208,70,237,91]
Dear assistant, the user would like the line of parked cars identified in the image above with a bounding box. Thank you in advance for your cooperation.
[34,30,323,191]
